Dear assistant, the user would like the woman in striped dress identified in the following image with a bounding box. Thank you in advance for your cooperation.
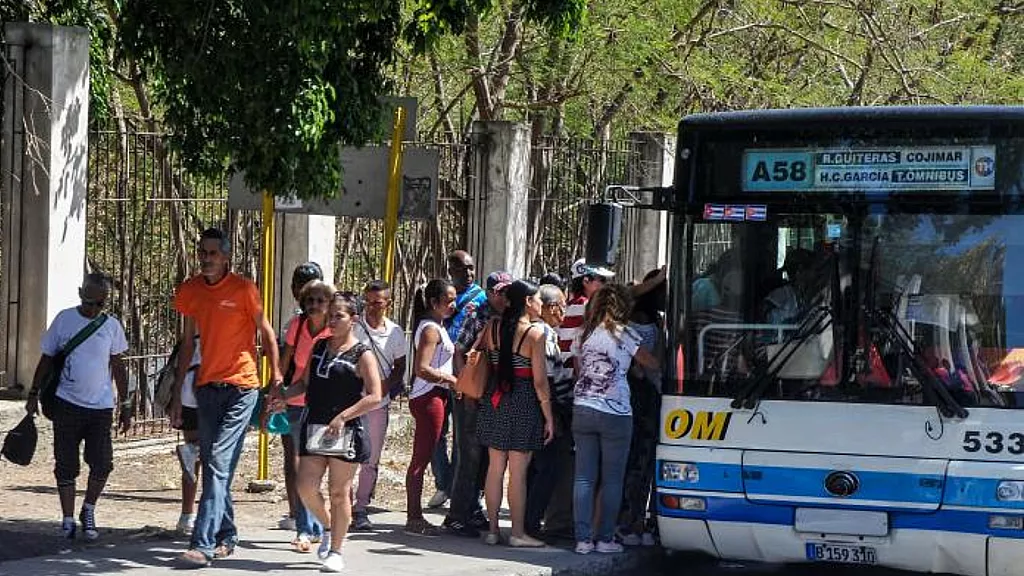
[476,280,554,547]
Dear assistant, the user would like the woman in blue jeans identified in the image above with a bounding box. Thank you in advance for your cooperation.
[571,284,657,555]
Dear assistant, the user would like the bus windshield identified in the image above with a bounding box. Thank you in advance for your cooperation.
[682,213,1024,409]
[675,124,1024,410]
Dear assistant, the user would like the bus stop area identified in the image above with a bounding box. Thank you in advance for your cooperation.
[0,399,660,575]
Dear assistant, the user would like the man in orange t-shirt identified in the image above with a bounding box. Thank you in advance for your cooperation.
[170,228,282,567]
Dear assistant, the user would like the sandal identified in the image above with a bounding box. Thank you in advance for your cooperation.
[213,543,235,559]
[403,518,440,537]
[292,534,313,553]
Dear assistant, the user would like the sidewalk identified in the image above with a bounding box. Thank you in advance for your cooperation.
[0,511,659,576]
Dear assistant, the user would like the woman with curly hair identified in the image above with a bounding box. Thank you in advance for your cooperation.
[571,284,657,555]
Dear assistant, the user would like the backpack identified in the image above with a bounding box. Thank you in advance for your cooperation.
[153,341,182,413]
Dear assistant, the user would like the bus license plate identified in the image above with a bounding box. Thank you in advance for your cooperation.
[806,543,877,565]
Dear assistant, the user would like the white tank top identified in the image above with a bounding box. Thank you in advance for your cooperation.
[409,319,454,399]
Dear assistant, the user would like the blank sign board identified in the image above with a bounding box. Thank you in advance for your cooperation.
[228,146,440,220]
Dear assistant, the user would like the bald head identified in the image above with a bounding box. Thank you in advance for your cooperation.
[447,250,476,291]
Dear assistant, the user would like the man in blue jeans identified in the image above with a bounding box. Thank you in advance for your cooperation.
[169,228,283,567]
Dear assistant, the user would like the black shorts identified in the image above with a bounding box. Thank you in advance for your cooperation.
[51,397,114,486]
[174,406,199,432]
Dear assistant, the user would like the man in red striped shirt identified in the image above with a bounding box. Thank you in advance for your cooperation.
[558,259,615,358]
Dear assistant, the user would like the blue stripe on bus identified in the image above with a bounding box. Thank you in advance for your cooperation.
[656,460,943,505]
[656,460,1024,509]
[656,492,1024,538]
[944,476,1024,509]
[743,465,944,505]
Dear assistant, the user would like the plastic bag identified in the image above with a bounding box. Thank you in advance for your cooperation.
[1,414,38,466]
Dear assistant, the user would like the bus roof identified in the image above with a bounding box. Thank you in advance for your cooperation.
[679,106,1024,132]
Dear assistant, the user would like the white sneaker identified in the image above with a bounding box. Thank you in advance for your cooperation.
[320,551,345,573]
[176,443,200,484]
[278,515,297,531]
[641,532,657,547]
[426,490,449,508]
[575,541,594,555]
[176,514,195,534]
[596,540,624,554]
[317,531,332,560]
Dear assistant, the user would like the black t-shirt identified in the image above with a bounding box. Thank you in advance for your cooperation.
[305,340,369,425]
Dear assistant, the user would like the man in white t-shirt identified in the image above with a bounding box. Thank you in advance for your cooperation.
[25,273,130,542]
[351,280,408,531]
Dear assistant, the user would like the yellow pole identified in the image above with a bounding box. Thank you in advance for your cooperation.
[382,106,407,285]
[257,192,275,482]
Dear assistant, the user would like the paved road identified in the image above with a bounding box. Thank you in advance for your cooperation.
[644,554,930,576]
[0,510,656,576]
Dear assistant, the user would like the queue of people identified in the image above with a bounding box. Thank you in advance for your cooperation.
[25,227,668,572]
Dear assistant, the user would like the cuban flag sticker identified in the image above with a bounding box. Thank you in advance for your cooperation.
[704,204,725,220]
[745,205,767,221]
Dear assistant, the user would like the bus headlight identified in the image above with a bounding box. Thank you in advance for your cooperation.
[661,461,699,483]
[996,481,1024,501]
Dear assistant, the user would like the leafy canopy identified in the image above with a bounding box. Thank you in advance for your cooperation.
[119,0,585,200]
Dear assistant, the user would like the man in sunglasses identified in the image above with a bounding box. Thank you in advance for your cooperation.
[171,228,283,567]
[26,273,130,543]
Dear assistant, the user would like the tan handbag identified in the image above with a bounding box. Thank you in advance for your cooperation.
[453,322,493,400]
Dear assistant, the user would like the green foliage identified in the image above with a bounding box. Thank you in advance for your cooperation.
[404,0,586,53]
[119,0,401,200]
[3,0,117,124]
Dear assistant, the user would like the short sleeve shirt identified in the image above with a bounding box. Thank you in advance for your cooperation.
[40,308,129,410]
[284,314,331,406]
[572,325,641,416]
[174,273,263,389]
[353,317,408,409]
[445,284,487,342]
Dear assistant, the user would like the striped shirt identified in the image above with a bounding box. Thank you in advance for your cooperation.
[557,295,588,356]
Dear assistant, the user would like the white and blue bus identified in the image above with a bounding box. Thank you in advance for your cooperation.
[655,107,1024,576]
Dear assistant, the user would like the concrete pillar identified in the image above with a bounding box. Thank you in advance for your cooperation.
[272,213,336,331]
[467,121,530,279]
[626,132,674,280]
[0,24,89,394]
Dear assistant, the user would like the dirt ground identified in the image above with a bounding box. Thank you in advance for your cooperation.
[0,401,434,562]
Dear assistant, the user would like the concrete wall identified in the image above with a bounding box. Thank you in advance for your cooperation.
[1,24,89,392]
[273,213,336,331]
[468,121,530,279]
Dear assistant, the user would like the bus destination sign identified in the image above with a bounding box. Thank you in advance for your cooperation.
[741,146,996,192]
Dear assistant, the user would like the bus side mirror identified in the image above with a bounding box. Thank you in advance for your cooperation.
[586,202,623,267]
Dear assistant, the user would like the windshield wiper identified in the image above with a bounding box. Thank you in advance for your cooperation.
[861,237,968,419]
[866,305,969,419]
[731,302,832,409]
[731,255,840,409]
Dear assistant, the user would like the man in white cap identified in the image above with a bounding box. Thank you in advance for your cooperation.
[559,259,616,357]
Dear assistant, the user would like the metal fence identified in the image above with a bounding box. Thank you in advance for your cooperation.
[526,136,647,280]
[84,128,651,437]
[86,130,263,434]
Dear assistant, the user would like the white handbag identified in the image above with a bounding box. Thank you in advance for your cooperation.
[305,423,357,459]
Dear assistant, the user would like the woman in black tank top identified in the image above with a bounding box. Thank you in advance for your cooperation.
[271,292,382,572]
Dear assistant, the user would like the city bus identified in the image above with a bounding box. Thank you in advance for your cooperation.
[654,107,1024,576]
